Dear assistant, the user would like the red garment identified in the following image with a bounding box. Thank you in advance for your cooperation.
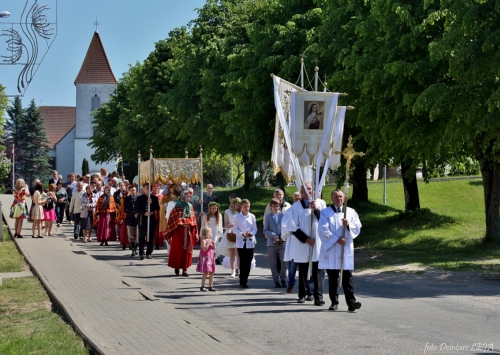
[153,210,163,247]
[165,205,198,270]
[119,221,130,246]
[97,212,117,242]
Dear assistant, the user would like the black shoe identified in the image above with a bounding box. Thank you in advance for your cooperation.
[329,304,338,311]
[37,235,43,238]
[281,280,287,288]
[175,269,180,275]
[297,297,305,303]
[240,284,249,289]
[314,300,325,306]
[305,295,314,301]
[74,235,79,240]
[140,254,145,260]
[100,242,104,246]
[122,245,126,250]
[146,254,152,259]
[274,281,281,288]
[105,241,109,246]
[155,245,160,250]
[182,272,189,277]
[348,302,362,312]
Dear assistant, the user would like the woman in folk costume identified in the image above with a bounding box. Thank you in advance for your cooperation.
[164,188,199,277]
[10,178,30,238]
[115,187,130,250]
[152,183,164,250]
[95,186,117,246]
[80,185,97,243]
[201,201,223,258]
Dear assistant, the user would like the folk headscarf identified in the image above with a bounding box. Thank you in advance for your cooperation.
[175,189,193,218]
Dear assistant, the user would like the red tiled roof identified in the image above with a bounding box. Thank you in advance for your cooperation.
[74,31,117,85]
[39,106,76,148]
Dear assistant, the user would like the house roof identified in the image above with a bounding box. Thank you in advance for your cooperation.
[74,31,117,85]
[39,106,76,148]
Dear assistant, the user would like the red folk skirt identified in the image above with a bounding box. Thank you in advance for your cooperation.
[97,212,117,242]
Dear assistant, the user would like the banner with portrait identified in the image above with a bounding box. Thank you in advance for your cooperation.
[290,91,339,167]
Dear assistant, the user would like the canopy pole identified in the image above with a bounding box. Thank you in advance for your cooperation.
[147,147,152,243]
[199,147,204,214]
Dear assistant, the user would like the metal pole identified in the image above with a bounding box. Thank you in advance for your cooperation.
[12,144,14,192]
[0,201,3,242]
[230,154,234,188]
[300,56,304,89]
[199,147,204,214]
[135,151,141,254]
[383,164,387,205]
[146,147,152,243]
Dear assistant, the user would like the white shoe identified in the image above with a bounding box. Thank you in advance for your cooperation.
[230,271,235,278]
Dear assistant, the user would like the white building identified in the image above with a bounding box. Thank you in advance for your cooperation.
[41,31,117,177]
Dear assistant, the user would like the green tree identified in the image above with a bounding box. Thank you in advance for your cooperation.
[16,100,52,186]
[0,85,11,184]
[414,0,500,241]
[81,158,89,176]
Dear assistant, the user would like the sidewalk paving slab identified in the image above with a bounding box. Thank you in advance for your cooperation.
[0,194,252,355]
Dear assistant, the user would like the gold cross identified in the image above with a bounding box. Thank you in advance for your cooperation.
[315,58,319,67]
[333,135,365,184]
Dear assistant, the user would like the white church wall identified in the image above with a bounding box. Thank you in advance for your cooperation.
[56,127,75,177]
[74,138,115,175]
[75,83,116,139]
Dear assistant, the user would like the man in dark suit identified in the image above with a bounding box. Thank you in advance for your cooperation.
[134,183,160,260]
[48,170,59,185]
[124,185,138,256]
[198,184,219,215]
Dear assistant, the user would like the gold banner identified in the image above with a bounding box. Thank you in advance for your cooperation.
[139,158,202,185]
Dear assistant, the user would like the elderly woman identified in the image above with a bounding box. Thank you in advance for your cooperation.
[10,178,30,238]
[165,188,199,277]
[80,185,97,243]
[95,186,117,246]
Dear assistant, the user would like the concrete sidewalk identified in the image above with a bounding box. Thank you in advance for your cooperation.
[0,194,252,355]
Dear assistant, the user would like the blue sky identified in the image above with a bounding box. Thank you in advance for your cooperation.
[0,0,206,106]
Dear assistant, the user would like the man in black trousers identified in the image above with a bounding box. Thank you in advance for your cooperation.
[134,183,160,260]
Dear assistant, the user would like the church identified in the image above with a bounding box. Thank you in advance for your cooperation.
[41,31,117,177]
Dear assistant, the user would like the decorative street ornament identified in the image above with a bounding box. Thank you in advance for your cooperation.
[0,0,58,96]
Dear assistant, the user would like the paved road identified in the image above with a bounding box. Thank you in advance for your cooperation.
[2,194,499,355]
[77,229,500,355]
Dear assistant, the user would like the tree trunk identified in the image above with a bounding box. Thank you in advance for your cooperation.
[243,154,254,190]
[401,161,420,212]
[276,172,285,191]
[475,145,500,243]
[351,157,368,202]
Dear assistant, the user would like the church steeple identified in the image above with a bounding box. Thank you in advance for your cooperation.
[74,31,117,85]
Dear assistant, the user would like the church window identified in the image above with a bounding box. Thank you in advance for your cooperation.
[91,95,101,111]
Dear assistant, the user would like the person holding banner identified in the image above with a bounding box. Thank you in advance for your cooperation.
[318,189,362,312]
[283,182,326,305]
[135,183,160,260]
[165,188,199,276]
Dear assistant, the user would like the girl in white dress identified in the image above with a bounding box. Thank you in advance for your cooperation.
[201,201,223,253]
[223,197,241,277]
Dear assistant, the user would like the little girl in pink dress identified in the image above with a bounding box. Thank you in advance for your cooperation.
[197,227,216,292]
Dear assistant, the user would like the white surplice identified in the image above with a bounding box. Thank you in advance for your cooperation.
[282,199,326,263]
[318,206,361,270]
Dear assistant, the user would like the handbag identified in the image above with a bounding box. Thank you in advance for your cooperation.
[226,232,236,243]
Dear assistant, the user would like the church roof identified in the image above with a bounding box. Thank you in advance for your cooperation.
[74,31,117,85]
[39,106,76,148]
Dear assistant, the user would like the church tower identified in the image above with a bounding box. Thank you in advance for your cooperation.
[74,31,117,174]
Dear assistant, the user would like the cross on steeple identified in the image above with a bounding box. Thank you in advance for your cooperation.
[94,17,99,32]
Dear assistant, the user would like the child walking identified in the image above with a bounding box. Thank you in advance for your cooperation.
[197,227,216,292]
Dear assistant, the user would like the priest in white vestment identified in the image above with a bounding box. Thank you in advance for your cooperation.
[282,182,327,305]
[318,189,362,312]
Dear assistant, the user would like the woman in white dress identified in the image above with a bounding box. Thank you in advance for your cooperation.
[222,197,242,277]
[201,201,223,256]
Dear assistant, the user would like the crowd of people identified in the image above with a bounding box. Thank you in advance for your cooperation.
[9,169,363,312]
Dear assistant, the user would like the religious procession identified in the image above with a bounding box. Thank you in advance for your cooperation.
[9,65,365,313]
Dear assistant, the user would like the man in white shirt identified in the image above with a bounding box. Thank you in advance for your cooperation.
[318,189,362,312]
[233,199,257,288]
[283,182,326,305]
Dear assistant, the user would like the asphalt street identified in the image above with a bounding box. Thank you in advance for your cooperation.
[63,223,499,355]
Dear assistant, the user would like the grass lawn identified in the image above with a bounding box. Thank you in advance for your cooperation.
[217,178,500,273]
[0,228,26,273]
[0,230,89,354]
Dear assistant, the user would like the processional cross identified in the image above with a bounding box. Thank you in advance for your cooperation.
[333,135,365,287]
